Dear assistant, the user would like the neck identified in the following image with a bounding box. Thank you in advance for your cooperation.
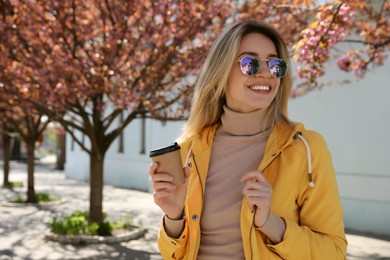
[221,106,270,136]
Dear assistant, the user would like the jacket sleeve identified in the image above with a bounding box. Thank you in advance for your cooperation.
[158,217,189,259]
[157,139,196,259]
[265,132,347,259]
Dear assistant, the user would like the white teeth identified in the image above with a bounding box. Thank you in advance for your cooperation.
[250,85,270,91]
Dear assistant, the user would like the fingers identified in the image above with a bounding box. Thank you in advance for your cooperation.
[240,170,267,183]
[243,189,271,209]
[241,171,270,191]
[148,162,158,176]
[149,162,176,192]
[149,162,174,181]
[241,171,272,211]
[153,190,175,200]
[242,187,271,211]
[151,170,173,183]
[243,188,271,198]
[149,164,188,216]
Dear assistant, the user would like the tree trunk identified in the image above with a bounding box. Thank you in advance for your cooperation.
[26,141,37,203]
[89,154,104,222]
[2,133,11,186]
[56,132,66,170]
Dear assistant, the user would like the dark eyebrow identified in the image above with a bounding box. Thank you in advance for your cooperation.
[237,51,279,59]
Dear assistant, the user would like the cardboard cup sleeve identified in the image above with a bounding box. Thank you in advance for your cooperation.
[149,142,184,185]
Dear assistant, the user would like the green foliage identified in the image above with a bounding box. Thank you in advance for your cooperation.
[12,194,25,203]
[36,193,51,202]
[50,211,133,237]
[51,211,89,236]
[2,181,23,188]
[11,192,58,204]
[110,215,134,230]
[96,221,112,236]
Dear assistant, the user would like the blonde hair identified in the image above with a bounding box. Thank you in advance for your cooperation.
[178,21,292,142]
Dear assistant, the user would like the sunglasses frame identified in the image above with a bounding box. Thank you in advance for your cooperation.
[238,56,289,78]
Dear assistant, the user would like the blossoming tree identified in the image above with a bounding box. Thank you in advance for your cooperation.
[0,2,49,200]
[0,90,49,202]
[1,0,389,222]
[0,101,16,187]
[0,0,231,222]
[237,0,390,96]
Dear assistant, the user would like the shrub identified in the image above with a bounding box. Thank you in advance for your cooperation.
[12,195,25,203]
[51,211,91,236]
[36,193,51,202]
[50,211,133,237]
[2,181,23,188]
[11,192,58,204]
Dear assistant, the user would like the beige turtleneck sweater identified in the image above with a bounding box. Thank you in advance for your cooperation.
[164,106,271,259]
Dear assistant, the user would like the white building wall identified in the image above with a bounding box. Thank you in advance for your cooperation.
[65,117,184,191]
[65,59,390,237]
[65,133,90,182]
[103,119,184,191]
[288,63,390,237]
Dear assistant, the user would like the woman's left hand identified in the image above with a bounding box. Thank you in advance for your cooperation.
[241,171,272,227]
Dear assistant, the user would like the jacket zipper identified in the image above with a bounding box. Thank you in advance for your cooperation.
[192,155,205,258]
[249,150,282,260]
[193,155,205,200]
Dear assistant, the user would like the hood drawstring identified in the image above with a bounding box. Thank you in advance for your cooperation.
[293,131,315,188]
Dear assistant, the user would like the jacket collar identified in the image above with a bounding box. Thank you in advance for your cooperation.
[190,124,219,155]
[259,121,304,171]
[267,121,304,151]
[191,121,304,154]
[185,121,306,192]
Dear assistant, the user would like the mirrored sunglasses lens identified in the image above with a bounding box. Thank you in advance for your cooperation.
[268,59,287,78]
[240,56,259,76]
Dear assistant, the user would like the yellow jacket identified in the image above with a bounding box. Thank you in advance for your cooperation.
[158,121,347,259]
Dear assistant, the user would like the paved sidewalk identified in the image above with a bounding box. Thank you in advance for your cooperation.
[1,160,390,260]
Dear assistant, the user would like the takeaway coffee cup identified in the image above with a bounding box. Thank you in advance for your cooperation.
[149,142,184,185]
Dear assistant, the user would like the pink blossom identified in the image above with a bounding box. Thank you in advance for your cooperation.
[337,56,353,72]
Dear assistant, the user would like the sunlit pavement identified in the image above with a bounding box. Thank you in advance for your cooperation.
[1,160,389,260]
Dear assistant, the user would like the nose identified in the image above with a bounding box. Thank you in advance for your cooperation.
[255,61,271,78]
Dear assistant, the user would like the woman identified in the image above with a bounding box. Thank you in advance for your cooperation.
[148,20,347,259]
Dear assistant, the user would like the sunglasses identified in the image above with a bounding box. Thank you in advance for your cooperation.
[238,56,288,78]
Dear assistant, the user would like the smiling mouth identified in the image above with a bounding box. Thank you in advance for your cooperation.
[249,85,271,92]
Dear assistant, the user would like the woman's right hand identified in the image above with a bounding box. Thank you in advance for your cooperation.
[148,162,190,219]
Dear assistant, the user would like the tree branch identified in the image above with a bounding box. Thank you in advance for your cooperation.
[341,38,390,48]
